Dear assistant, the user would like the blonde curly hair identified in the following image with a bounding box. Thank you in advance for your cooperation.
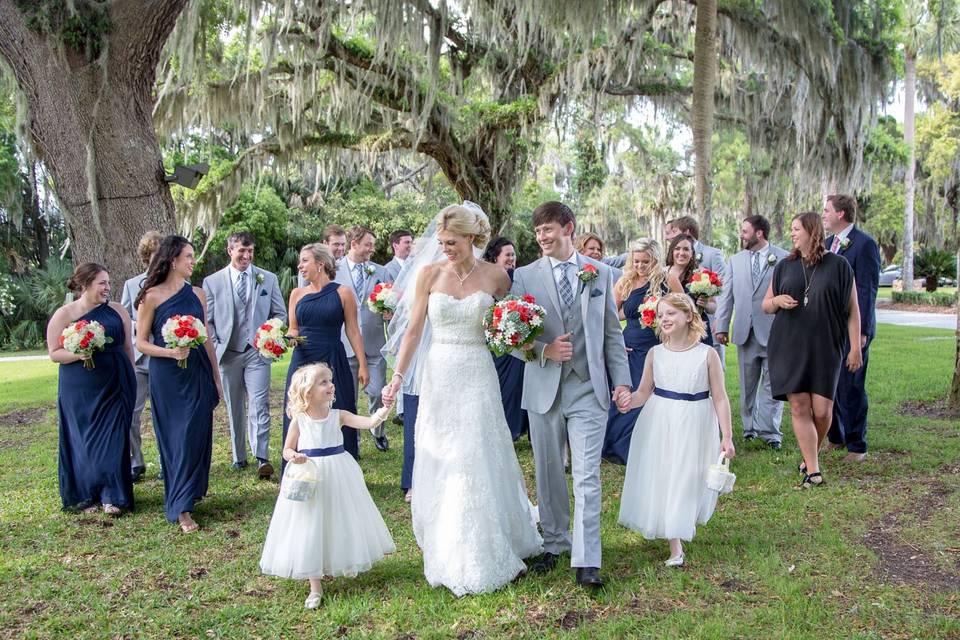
[437,204,491,248]
[614,238,666,302]
[285,362,334,419]
[655,292,707,343]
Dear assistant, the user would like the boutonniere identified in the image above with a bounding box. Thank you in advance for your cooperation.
[839,237,852,251]
[255,273,264,286]
[766,253,777,266]
[695,252,704,264]
[364,264,377,276]
[577,264,599,284]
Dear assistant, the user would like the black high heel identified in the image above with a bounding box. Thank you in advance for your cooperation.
[800,472,824,488]
[797,462,807,475]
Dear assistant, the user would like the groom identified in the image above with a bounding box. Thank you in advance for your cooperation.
[511,201,631,588]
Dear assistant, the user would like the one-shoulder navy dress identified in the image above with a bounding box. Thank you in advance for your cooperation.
[603,283,662,465]
[493,269,528,441]
[57,303,136,510]
[282,283,358,467]
[149,284,219,522]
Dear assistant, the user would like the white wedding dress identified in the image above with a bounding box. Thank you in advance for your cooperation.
[412,290,542,596]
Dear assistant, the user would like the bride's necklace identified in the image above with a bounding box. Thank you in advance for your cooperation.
[801,258,818,307]
[453,259,479,287]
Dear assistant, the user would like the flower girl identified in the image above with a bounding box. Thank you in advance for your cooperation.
[260,363,396,608]
[617,293,735,567]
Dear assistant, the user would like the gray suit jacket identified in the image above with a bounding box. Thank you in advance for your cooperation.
[202,265,287,363]
[713,244,789,347]
[384,257,404,283]
[120,271,149,363]
[694,241,726,281]
[510,255,630,413]
[335,259,388,358]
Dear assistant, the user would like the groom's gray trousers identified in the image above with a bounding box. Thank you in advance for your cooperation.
[529,369,605,568]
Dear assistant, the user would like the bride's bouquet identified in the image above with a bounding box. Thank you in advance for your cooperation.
[687,268,723,299]
[638,295,659,329]
[161,314,207,369]
[253,318,304,361]
[367,282,399,316]
[60,319,112,370]
[483,295,546,361]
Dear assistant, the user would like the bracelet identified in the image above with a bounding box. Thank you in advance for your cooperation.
[392,371,405,381]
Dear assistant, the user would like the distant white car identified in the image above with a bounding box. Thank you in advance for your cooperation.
[878,264,901,287]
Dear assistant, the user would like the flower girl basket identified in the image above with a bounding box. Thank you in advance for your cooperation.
[281,458,321,501]
[706,454,736,494]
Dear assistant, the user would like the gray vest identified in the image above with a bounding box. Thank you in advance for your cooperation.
[560,287,589,381]
[226,284,251,352]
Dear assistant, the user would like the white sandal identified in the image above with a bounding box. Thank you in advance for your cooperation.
[304,590,323,609]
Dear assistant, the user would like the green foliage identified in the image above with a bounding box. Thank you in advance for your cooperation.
[571,131,607,199]
[0,256,71,350]
[891,289,957,305]
[15,0,111,61]
[913,246,957,290]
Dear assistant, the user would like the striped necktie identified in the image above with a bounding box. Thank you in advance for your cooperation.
[557,262,574,307]
[236,271,248,305]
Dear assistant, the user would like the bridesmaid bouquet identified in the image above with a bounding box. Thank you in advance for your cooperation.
[161,314,207,369]
[638,295,659,329]
[253,318,304,361]
[687,268,723,298]
[59,319,112,370]
[483,295,546,361]
[367,282,399,315]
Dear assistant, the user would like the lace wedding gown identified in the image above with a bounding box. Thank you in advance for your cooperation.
[412,290,542,596]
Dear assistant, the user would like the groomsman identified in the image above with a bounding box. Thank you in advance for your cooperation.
[120,231,164,482]
[667,216,727,364]
[714,215,788,449]
[297,224,348,288]
[823,195,880,462]
[385,229,413,282]
[202,232,286,478]
[336,225,390,453]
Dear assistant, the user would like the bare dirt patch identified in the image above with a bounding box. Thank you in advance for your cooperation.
[862,479,960,592]
[898,399,960,421]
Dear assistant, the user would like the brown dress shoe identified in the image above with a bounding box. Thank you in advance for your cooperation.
[843,452,867,462]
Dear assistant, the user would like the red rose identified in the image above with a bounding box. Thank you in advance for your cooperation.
[79,338,90,349]
[273,346,283,356]
[506,300,518,311]
[84,331,94,340]
[584,264,597,273]
[174,327,186,338]
[510,334,520,345]
[523,294,535,304]
[642,309,656,326]
[187,329,199,339]
[260,323,271,331]
[76,320,88,329]
[58,335,65,347]
[493,306,503,319]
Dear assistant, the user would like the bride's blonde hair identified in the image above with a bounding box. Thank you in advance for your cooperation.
[655,293,707,343]
[437,204,491,248]
[285,363,334,419]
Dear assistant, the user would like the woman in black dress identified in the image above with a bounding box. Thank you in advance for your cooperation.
[764,212,862,488]
[666,234,717,346]
[47,263,136,515]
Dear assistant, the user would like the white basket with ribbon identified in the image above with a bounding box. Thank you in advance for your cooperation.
[281,458,321,502]
[706,454,735,494]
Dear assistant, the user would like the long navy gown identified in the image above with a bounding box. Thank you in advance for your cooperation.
[602,283,662,465]
[493,269,528,441]
[57,303,136,510]
[149,284,219,522]
[282,283,358,467]
[684,283,715,346]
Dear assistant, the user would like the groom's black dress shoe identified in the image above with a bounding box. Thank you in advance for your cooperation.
[529,552,559,574]
[374,434,390,452]
[575,567,604,588]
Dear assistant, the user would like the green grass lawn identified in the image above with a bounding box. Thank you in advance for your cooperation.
[0,325,957,638]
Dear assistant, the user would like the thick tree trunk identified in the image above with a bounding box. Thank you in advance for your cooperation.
[692,0,717,244]
[902,49,917,291]
[0,0,187,295]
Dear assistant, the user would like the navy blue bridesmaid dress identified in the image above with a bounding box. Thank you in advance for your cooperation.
[603,283,662,465]
[683,283,715,346]
[149,284,219,522]
[400,393,419,493]
[57,303,136,510]
[282,282,358,468]
[493,354,528,441]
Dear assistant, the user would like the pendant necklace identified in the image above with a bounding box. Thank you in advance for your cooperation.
[801,259,818,307]
[454,259,478,287]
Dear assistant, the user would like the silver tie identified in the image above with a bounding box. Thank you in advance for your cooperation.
[236,271,248,305]
[751,252,761,286]
[353,263,365,292]
[557,262,574,307]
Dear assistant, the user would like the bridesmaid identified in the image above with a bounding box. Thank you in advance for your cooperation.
[46,263,137,515]
[135,235,221,533]
[667,234,717,346]
[482,236,528,441]
[602,240,682,464]
[282,243,367,467]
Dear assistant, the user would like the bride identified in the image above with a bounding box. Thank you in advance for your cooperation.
[382,203,542,596]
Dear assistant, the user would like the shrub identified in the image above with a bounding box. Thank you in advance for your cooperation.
[913,247,956,292]
[891,290,957,307]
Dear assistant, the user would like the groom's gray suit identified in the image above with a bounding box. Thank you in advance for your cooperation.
[203,265,286,465]
[511,254,630,569]
[714,243,788,444]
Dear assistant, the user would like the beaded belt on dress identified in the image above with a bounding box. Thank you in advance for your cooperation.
[653,387,710,401]
[431,335,486,346]
[298,445,345,457]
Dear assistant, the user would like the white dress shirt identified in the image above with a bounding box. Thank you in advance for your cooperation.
[228,264,253,303]
[548,252,580,301]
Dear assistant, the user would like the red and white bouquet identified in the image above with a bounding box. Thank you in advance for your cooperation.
[687,268,723,299]
[161,314,207,369]
[638,295,659,329]
[483,295,546,360]
[60,319,111,370]
[253,317,304,360]
[367,282,399,316]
